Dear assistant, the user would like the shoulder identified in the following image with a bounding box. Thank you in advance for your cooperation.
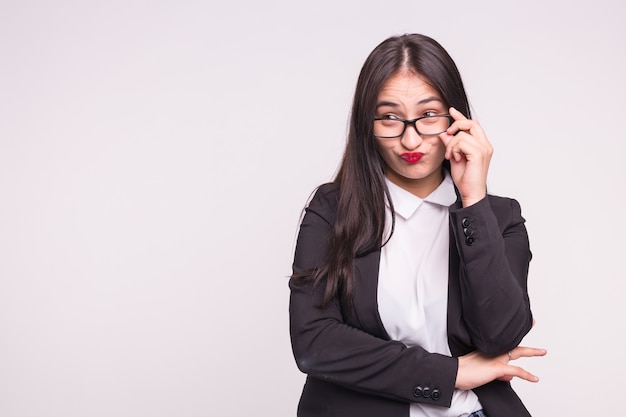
[311,182,339,203]
[305,182,340,225]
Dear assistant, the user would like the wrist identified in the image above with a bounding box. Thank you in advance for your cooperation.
[461,193,486,207]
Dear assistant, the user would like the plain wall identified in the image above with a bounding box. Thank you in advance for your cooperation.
[1,0,624,415]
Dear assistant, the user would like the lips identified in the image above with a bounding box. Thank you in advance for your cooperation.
[400,152,424,164]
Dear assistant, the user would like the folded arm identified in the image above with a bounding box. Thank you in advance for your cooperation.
[449,196,533,356]
[289,186,457,406]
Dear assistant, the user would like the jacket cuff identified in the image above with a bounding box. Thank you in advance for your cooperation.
[448,196,501,265]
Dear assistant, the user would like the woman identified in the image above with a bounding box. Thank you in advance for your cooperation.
[289,34,546,417]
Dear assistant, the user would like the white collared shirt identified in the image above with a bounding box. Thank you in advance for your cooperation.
[378,173,482,417]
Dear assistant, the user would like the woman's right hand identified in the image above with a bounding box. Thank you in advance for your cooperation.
[455,346,547,390]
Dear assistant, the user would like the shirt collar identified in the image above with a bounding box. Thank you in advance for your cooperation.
[385,172,457,220]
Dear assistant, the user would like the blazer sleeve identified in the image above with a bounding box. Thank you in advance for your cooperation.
[449,196,533,356]
[289,184,458,407]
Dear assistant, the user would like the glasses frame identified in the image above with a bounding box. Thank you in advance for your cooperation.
[373,114,452,138]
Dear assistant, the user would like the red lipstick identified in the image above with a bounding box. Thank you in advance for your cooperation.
[400,152,424,164]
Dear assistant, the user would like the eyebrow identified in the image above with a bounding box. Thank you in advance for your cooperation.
[376,96,444,108]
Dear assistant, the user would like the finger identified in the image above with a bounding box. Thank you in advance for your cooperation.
[444,131,478,162]
[446,140,464,162]
[445,107,470,136]
[505,364,540,383]
[509,346,548,360]
[449,106,468,120]
[446,119,484,139]
[448,119,476,133]
[438,131,453,147]
[445,110,487,143]
[439,132,460,161]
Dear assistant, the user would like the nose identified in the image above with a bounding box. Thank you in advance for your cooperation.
[400,123,423,150]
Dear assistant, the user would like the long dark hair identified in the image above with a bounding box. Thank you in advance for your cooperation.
[306,34,471,307]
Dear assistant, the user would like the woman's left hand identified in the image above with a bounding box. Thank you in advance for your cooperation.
[455,346,547,390]
[439,107,493,207]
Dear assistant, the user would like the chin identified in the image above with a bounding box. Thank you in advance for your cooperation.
[403,169,436,180]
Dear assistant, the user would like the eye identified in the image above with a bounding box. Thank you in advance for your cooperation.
[380,114,400,121]
[423,110,439,117]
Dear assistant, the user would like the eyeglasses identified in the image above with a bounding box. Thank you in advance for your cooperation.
[373,114,452,138]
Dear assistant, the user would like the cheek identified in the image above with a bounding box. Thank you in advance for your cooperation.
[430,140,446,161]
[376,142,396,165]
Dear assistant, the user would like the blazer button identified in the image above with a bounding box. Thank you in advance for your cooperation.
[432,389,440,400]
[413,386,423,397]
[466,236,476,246]
[463,227,474,236]
[422,387,431,398]
[461,217,471,228]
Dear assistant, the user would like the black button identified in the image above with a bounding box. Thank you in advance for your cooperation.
[432,389,440,400]
[461,217,471,227]
[413,386,423,397]
[466,236,475,246]
[423,387,431,398]
[463,227,474,236]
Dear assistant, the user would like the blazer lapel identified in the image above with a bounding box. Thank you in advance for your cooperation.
[350,249,391,341]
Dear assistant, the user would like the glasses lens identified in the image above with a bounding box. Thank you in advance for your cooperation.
[373,119,404,138]
[416,115,450,136]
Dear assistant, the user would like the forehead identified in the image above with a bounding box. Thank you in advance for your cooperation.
[377,71,440,102]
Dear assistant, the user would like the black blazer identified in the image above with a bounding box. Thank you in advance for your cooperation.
[289,183,534,417]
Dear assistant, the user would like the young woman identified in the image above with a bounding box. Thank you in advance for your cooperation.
[289,34,546,417]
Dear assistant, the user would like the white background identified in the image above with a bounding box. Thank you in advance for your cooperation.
[1,0,624,416]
